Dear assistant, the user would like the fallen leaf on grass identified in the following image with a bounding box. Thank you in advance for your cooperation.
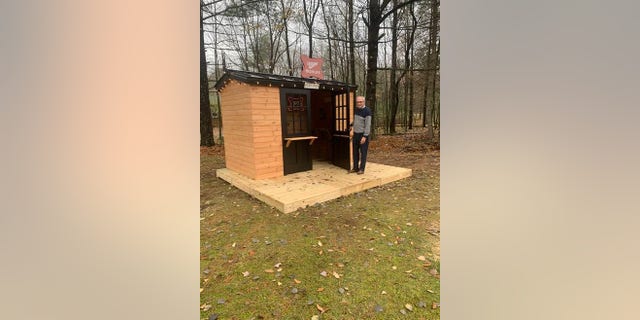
[417,255,426,261]
[381,291,387,295]
[200,303,211,311]
[427,289,434,293]
[274,262,282,268]
[332,271,341,279]
[311,316,319,320]
[199,288,204,293]
[405,303,413,311]
[432,302,439,309]
[318,241,323,246]
[320,271,327,277]
[429,268,439,276]
[317,287,324,292]
[294,279,301,284]
[242,271,250,277]
[316,304,327,313]
[264,269,274,273]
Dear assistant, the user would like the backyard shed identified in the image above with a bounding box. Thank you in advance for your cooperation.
[214,69,357,179]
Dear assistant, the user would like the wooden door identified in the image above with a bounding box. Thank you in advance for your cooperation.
[280,89,312,175]
[331,92,351,170]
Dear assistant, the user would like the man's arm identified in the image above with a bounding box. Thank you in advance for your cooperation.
[363,109,372,137]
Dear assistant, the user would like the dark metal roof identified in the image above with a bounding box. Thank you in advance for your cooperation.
[214,69,357,92]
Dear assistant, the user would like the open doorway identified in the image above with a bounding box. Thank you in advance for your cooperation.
[310,90,351,170]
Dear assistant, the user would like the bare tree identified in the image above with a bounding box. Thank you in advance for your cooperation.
[387,0,400,134]
[421,0,439,140]
[201,1,215,146]
[301,0,322,57]
[362,0,420,137]
[348,0,357,85]
[406,2,417,129]
[202,0,438,141]
[280,0,295,75]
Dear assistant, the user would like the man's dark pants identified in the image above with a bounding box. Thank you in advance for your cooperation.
[352,132,369,171]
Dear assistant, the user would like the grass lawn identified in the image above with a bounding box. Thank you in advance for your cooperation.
[201,131,440,319]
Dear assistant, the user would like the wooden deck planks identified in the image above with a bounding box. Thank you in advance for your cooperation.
[216,161,412,213]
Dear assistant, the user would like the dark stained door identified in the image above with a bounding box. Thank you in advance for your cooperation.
[331,92,352,170]
[280,89,312,175]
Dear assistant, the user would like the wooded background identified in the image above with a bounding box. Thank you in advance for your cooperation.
[200,0,439,146]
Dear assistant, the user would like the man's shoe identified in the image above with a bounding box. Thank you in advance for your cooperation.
[357,170,364,175]
[349,168,359,173]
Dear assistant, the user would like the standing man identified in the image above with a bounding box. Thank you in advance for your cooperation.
[350,96,372,174]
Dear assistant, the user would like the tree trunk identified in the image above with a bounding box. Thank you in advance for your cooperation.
[388,0,399,134]
[302,0,321,58]
[280,0,293,75]
[431,36,440,136]
[320,0,334,79]
[200,2,215,146]
[365,1,383,138]
[430,0,440,137]
[364,0,419,137]
[407,3,417,129]
[348,0,356,86]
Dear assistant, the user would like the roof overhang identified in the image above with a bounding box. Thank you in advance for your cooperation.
[214,69,357,92]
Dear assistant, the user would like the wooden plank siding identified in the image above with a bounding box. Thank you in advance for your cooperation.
[247,84,282,179]
[219,80,284,179]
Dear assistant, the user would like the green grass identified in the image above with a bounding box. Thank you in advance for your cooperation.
[201,141,439,320]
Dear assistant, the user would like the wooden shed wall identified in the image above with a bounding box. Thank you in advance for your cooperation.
[247,84,283,179]
[219,80,283,179]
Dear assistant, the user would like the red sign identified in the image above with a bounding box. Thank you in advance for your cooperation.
[300,55,324,79]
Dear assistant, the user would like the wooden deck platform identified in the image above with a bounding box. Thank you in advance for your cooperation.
[216,161,412,213]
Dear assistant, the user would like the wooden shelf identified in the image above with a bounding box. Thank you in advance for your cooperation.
[284,136,318,148]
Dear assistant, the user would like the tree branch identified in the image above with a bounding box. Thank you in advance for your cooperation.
[381,0,422,22]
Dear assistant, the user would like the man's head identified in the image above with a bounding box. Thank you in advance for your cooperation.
[356,96,365,108]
